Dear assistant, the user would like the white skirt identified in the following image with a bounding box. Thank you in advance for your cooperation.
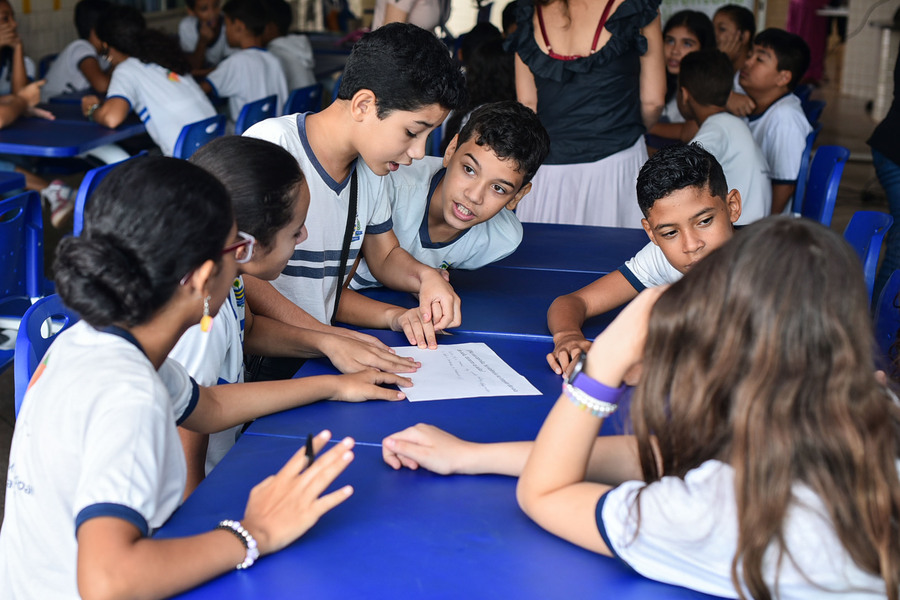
[516,136,648,228]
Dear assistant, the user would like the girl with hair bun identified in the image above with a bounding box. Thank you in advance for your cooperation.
[0,155,408,598]
[172,136,417,494]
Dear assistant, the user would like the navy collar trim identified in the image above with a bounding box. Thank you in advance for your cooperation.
[101,325,148,358]
[296,112,354,194]
[418,167,469,249]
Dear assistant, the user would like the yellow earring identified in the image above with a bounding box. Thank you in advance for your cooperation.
[200,295,213,333]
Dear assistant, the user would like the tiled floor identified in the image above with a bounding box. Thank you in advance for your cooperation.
[0,77,890,523]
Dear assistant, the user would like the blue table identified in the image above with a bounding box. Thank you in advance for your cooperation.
[362,266,618,338]
[157,437,719,599]
[245,329,630,442]
[495,222,648,274]
[0,113,145,157]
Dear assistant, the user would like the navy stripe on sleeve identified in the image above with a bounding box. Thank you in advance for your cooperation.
[176,377,200,426]
[595,490,636,570]
[75,502,149,538]
[618,266,646,292]
[365,218,394,235]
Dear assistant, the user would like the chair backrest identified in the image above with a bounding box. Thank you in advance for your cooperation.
[235,95,278,135]
[73,153,145,236]
[0,191,45,303]
[284,84,323,115]
[803,99,826,126]
[800,145,850,227]
[793,83,813,104]
[173,114,227,160]
[874,269,900,372]
[843,211,894,302]
[38,53,58,79]
[14,294,79,417]
[792,124,822,216]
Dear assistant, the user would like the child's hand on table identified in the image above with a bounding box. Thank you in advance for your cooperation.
[389,305,439,349]
[548,333,592,377]
[330,369,412,401]
[417,268,461,333]
[241,430,355,555]
[382,424,473,474]
[320,331,421,374]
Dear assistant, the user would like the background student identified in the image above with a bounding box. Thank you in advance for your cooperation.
[712,4,757,117]
[243,23,467,378]
[81,4,217,157]
[647,9,714,144]
[41,0,111,100]
[200,0,287,125]
[261,0,316,92]
[173,136,417,494]
[546,144,741,376]
[0,0,35,96]
[385,217,900,599]
[739,28,812,214]
[678,49,771,223]
[179,0,234,73]
[0,156,366,599]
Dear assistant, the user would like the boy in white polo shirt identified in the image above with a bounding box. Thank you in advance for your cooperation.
[201,0,287,124]
[739,28,812,214]
[179,0,234,72]
[677,49,771,224]
[41,0,111,100]
[243,23,467,380]
[546,144,742,376]
[350,101,550,290]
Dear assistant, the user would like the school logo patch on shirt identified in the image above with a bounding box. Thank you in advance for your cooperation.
[440,261,452,270]
[351,215,363,242]
[167,71,180,82]
[233,278,245,308]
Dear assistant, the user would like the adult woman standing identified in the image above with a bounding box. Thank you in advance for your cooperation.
[506,0,664,227]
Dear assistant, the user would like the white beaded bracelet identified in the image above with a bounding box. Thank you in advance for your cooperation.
[562,381,621,418]
[216,519,260,570]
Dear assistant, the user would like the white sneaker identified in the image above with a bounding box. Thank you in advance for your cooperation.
[41,180,76,228]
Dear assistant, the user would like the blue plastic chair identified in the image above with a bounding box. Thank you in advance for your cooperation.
[803,99,826,126]
[284,84,323,115]
[843,211,894,302]
[874,269,900,371]
[235,95,278,135]
[793,83,813,104]
[38,53,57,79]
[173,114,227,160]
[792,124,822,216]
[0,191,46,373]
[799,145,850,227]
[73,153,145,236]
[13,294,78,416]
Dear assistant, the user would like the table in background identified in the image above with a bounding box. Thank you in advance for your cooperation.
[156,329,723,600]
[0,112,145,157]
[0,170,24,193]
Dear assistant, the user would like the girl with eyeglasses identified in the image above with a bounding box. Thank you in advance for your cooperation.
[0,155,407,598]
[171,136,417,495]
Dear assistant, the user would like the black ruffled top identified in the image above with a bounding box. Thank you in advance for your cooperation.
[505,0,661,164]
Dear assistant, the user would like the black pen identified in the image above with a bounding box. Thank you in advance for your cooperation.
[305,432,316,465]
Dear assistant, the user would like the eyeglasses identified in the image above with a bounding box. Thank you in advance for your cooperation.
[222,231,255,264]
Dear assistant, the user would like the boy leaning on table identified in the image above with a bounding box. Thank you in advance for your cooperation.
[546,143,742,376]
[348,101,550,288]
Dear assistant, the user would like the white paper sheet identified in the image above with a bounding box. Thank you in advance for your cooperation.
[391,342,541,402]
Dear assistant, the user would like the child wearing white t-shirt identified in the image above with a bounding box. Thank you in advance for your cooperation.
[179,0,234,72]
[350,101,549,290]
[171,136,416,495]
[678,49,771,223]
[201,0,287,124]
[739,28,812,214]
[41,0,111,101]
[262,0,316,92]
[81,5,217,156]
[0,156,393,599]
[0,0,35,96]
[546,143,741,376]
[383,216,900,600]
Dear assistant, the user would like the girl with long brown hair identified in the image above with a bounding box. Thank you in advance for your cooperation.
[385,217,900,598]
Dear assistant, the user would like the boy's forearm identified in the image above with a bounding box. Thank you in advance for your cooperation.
[243,275,329,332]
[242,313,331,359]
[334,289,400,330]
[771,182,796,215]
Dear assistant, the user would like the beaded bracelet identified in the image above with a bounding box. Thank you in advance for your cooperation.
[85,103,100,122]
[215,519,260,570]
[562,381,622,418]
